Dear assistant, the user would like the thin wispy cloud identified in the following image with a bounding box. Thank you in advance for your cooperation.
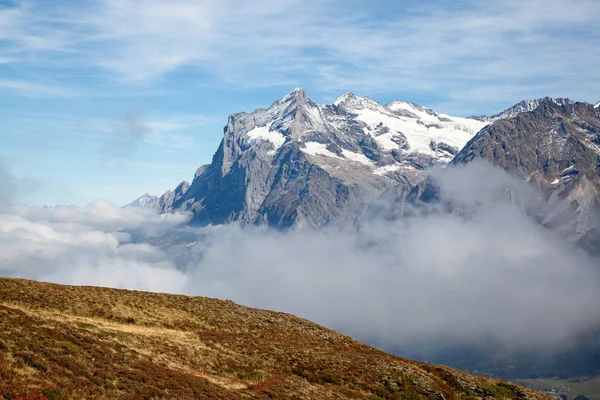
[111,110,196,151]
[2,109,208,151]
[1,0,598,112]
[0,78,72,96]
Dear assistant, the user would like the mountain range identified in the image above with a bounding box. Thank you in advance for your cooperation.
[130,90,600,250]
[132,88,488,228]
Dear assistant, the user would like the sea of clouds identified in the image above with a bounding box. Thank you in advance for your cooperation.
[1,160,599,358]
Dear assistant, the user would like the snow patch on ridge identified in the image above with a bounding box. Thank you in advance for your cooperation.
[302,143,374,167]
[246,124,286,149]
[341,149,374,166]
[302,142,341,159]
[374,164,402,176]
[386,100,438,123]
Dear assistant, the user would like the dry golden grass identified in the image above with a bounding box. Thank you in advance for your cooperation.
[0,277,549,400]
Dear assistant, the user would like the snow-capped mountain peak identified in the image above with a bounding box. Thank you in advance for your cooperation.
[239,87,327,147]
[273,87,308,107]
[594,100,600,109]
[130,89,495,227]
[333,92,354,106]
[190,89,491,202]
[483,97,574,121]
[131,89,599,231]
[333,92,382,111]
[125,193,157,208]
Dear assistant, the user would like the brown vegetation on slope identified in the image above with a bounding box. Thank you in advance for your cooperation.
[0,278,548,400]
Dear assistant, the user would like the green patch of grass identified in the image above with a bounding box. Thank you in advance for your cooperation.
[55,340,77,352]
[479,382,526,398]
[237,369,269,383]
[100,330,130,341]
[42,388,62,400]
[76,322,95,329]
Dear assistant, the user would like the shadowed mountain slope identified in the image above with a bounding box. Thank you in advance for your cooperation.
[452,100,600,246]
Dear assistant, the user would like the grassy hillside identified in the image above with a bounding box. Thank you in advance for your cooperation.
[0,277,548,400]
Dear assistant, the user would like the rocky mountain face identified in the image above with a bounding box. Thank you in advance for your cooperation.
[140,88,487,228]
[404,100,600,251]
[459,100,600,249]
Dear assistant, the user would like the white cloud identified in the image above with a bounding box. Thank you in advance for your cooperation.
[0,201,190,292]
[12,200,190,232]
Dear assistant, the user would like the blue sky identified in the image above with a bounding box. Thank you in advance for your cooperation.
[1,0,599,206]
